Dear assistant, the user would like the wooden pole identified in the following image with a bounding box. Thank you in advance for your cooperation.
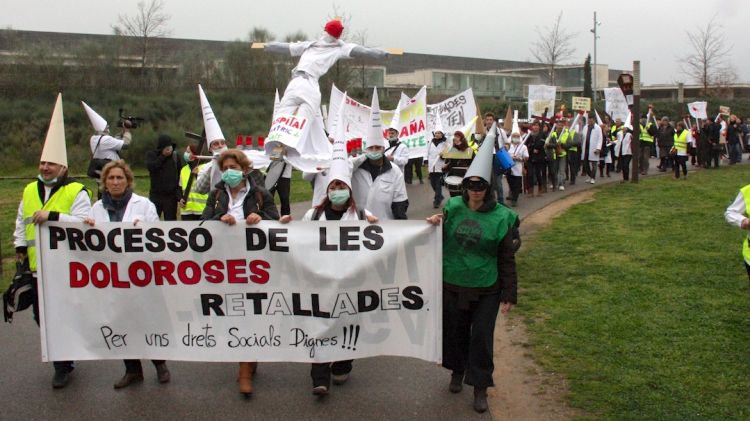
[632,61,641,183]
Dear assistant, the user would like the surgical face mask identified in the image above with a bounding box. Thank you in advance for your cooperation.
[388,133,399,141]
[221,168,244,188]
[328,188,350,205]
[37,174,58,186]
[212,146,228,157]
[511,136,521,144]
[183,152,192,163]
[475,134,484,141]
[366,151,383,160]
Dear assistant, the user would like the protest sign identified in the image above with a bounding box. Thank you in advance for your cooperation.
[389,87,428,158]
[687,102,708,119]
[572,96,591,111]
[603,88,630,122]
[719,106,731,116]
[36,221,442,363]
[527,85,556,119]
[427,88,477,138]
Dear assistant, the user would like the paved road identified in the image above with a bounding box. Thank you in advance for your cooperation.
[0,158,669,420]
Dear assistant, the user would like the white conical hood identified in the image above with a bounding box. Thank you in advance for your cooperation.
[388,98,402,131]
[624,111,632,130]
[432,112,445,135]
[40,93,67,167]
[595,110,604,126]
[81,101,107,133]
[511,110,521,136]
[463,122,495,184]
[329,94,351,189]
[460,115,478,140]
[273,89,280,120]
[198,84,225,145]
[365,88,387,149]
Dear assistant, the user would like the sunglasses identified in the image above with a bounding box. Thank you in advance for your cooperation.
[464,180,487,192]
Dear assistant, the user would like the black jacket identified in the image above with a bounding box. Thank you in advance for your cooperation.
[201,176,279,221]
[145,137,180,196]
[657,125,675,148]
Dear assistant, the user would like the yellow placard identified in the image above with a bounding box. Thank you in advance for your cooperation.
[572,96,592,111]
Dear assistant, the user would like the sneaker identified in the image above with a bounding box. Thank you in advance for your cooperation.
[590,179,596,184]
[52,369,73,389]
[332,373,349,385]
[312,385,329,396]
[559,185,565,191]
[449,372,463,393]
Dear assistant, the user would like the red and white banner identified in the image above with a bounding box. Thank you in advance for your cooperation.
[36,221,442,363]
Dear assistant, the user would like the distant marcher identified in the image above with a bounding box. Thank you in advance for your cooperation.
[672,121,689,179]
[145,134,181,220]
[657,117,675,171]
[426,128,448,208]
[724,184,750,286]
[581,116,603,184]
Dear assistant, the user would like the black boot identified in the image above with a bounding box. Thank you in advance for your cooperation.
[52,368,73,389]
[473,387,488,413]
[449,372,463,393]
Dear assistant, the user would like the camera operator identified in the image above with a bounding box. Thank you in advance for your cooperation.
[83,103,133,196]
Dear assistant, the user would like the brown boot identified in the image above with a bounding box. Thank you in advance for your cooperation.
[238,362,255,396]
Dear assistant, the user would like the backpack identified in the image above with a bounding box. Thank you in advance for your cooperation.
[3,261,34,323]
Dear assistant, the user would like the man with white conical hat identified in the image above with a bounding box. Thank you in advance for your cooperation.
[426,112,449,208]
[351,88,408,220]
[193,85,231,195]
[83,101,133,182]
[425,116,519,414]
[384,100,410,177]
[14,94,92,389]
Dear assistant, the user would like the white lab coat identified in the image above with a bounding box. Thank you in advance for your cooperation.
[581,124,603,162]
[384,142,410,174]
[90,193,159,223]
[615,132,632,156]
[426,139,448,173]
[301,207,371,221]
[351,163,408,220]
[302,170,330,208]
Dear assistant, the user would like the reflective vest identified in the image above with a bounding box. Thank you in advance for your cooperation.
[180,164,208,215]
[741,184,750,264]
[673,130,689,154]
[22,181,86,271]
[640,123,654,143]
[552,129,576,157]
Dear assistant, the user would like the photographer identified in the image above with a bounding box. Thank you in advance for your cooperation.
[145,135,181,220]
[83,103,133,192]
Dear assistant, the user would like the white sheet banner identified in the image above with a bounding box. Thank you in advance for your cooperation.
[603,88,630,122]
[37,221,442,363]
[527,85,556,119]
[427,88,477,138]
[391,87,428,158]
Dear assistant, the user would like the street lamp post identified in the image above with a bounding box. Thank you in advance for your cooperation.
[590,11,600,103]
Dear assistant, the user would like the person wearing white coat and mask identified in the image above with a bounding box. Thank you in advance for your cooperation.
[84,160,171,389]
[351,89,409,220]
[581,115,603,184]
[615,115,634,182]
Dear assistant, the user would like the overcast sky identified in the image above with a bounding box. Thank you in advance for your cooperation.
[3,0,748,85]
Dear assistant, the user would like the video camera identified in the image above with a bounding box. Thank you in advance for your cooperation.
[116,108,145,129]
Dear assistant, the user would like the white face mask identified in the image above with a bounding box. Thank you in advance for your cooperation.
[212,146,228,157]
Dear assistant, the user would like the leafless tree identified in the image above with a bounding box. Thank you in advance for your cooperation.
[284,31,307,43]
[681,15,735,96]
[530,11,577,86]
[249,27,275,43]
[113,0,172,72]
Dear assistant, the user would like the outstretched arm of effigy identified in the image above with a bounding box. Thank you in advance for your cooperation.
[350,45,388,60]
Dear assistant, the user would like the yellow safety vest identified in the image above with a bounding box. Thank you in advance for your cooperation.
[673,130,689,154]
[552,129,575,157]
[640,123,654,143]
[22,181,87,271]
[740,184,750,264]
[180,164,208,215]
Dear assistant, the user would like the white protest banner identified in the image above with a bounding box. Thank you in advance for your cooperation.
[603,88,630,122]
[572,96,591,111]
[266,113,331,173]
[687,102,708,119]
[427,88,477,137]
[326,85,372,143]
[390,86,428,158]
[527,85,556,119]
[37,221,441,363]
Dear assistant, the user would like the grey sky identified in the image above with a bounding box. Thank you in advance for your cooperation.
[3,0,748,85]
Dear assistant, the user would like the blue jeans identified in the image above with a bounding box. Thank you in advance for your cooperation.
[429,173,444,205]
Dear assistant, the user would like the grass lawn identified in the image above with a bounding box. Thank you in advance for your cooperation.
[0,169,312,290]
[516,164,750,419]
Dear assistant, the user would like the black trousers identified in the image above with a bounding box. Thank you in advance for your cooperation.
[620,155,632,181]
[674,155,688,177]
[584,160,598,179]
[124,359,165,374]
[507,174,522,202]
[429,173,444,205]
[442,289,501,388]
[404,157,423,183]
[31,277,73,373]
[709,147,721,168]
[530,162,545,188]
[150,193,178,221]
[270,176,291,216]
[567,153,580,184]
[311,360,353,387]
[180,214,201,221]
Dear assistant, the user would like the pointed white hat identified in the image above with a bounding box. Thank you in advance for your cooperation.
[388,98,402,131]
[595,110,604,126]
[40,93,67,167]
[81,101,107,133]
[432,111,445,135]
[329,94,351,189]
[273,89,281,120]
[198,84,225,145]
[463,122,496,184]
[511,110,521,136]
[365,88,388,149]
[460,115,478,141]
[624,111,632,130]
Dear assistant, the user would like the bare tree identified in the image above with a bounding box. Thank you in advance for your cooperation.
[681,15,734,96]
[530,11,577,86]
[113,0,172,72]
[249,27,275,43]
[284,31,307,43]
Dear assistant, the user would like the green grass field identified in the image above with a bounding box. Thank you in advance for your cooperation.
[517,164,750,419]
[0,169,312,288]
